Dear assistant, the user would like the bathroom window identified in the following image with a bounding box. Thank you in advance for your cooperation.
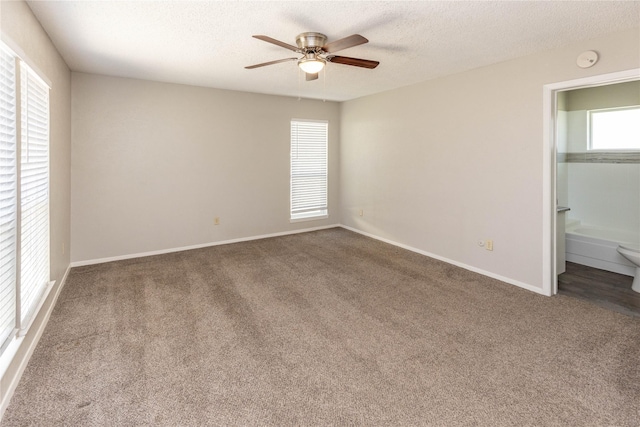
[588,106,640,151]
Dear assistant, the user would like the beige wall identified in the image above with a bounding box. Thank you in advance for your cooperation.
[0,0,71,413]
[567,80,640,111]
[340,29,640,291]
[71,73,340,262]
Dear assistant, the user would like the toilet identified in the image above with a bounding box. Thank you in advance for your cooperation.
[617,243,640,293]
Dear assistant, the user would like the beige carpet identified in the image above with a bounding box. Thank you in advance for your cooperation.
[3,228,639,426]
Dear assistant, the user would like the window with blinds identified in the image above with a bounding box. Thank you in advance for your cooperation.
[0,45,17,351]
[0,42,50,355]
[290,120,328,221]
[19,62,50,327]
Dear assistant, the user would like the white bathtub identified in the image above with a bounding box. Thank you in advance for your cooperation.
[565,221,639,277]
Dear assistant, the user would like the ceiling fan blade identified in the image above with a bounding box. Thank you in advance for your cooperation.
[253,35,299,52]
[306,72,318,81]
[326,55,379,69]
[322,34,368,53]
[245,58,297,69]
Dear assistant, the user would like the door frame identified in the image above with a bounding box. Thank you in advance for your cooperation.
[542,68,640,296]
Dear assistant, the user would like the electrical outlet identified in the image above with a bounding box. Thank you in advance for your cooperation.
[486,240,493,251]
[214,217,220,225]
[359,209,363,216]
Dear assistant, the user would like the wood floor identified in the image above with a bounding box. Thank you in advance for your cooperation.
[559,262,640,317]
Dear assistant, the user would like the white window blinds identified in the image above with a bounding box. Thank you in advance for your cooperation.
[290,120,328,220]
[19,63,50,326]
[0,43,51,354]
[0,46,17,350]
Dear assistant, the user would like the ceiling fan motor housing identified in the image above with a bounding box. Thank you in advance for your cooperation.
[296,32,327,51]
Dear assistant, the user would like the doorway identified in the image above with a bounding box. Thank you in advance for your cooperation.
[542,68,640,296]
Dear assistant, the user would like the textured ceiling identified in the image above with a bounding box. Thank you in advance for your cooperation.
[26,1,640,102]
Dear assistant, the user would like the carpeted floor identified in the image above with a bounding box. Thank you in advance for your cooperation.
[3,228,639,426]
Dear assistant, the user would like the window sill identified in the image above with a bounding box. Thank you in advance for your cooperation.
[290,214,329,223]
[0,280,55,379]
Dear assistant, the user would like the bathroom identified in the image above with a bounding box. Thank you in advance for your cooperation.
[556,80,640,314]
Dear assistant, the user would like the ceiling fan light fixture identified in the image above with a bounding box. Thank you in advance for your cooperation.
[298,56,326,74]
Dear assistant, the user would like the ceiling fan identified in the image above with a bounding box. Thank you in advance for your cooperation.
[245,32,379,81]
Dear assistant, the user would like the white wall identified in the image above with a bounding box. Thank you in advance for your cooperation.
[567,163,640,233]
[0,0,71,414]
[567,80,640,110]
[556,94,568,208]
[71,73,340,262]
[566,110,588,153]
[563,81,640,234]
[340,29,640,291]
[556,109,569,206]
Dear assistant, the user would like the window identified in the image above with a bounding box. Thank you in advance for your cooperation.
[290,120,328,221]
[0,42,51,356]
[0,44,17,351]
[589,106,640,150]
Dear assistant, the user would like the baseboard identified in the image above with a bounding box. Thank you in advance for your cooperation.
[70,224,342,267]
[340,225,548,296]
[566,253,635,277]
[0,264,71,421]
[76,223,544,296]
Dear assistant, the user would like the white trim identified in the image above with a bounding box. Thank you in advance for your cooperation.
[0,36,52,89]
[340,225,547,296]
[542,68,640,296]
[542,85,556,296]
[70,224,341,267]
[17,281,55,337]
[74,223,545,295]
[291,118,328,124]
[290,213,329,223]
[0,265,70,421]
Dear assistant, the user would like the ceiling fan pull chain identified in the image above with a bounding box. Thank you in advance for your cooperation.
[297,66,302,101]
[323,65,326,102]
